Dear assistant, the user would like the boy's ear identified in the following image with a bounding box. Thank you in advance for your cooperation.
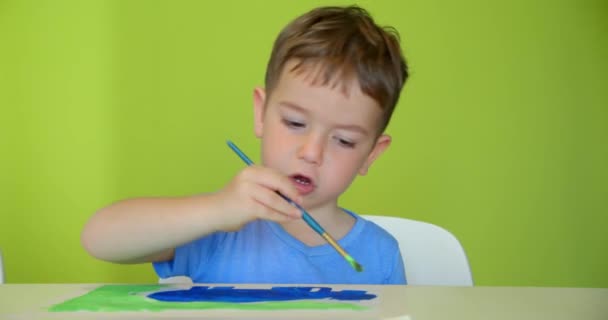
[253,87,266,138]
[358,134,392,176]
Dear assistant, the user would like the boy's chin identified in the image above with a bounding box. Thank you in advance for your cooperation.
[299,197,340,211]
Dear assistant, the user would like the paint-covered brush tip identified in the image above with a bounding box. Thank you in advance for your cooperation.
[346,255,363,272]
[353,262,363,272]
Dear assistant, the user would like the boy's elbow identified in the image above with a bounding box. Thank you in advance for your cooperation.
[81,219,102,260]
[80,212,113,262]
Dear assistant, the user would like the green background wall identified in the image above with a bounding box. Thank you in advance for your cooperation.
[1,0,606,287]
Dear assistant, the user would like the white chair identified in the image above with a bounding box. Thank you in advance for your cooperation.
[363,215,473,286]
[0,249,5,284]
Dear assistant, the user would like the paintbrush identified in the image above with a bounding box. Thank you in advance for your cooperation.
[226,140,363,272]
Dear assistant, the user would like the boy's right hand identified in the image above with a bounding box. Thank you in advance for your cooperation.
[211,165,303,231]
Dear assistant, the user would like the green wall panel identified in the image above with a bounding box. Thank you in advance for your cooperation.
[1,0,606,287]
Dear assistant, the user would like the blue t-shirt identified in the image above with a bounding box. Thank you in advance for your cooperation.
[153,210,406,284]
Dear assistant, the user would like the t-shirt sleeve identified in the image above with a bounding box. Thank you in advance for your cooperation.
[384,248,407,284]
[152,233,223,279]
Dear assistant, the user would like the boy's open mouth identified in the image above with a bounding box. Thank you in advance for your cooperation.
[290,174,315,196]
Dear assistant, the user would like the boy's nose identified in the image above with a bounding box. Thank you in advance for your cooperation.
[297,135,324,165]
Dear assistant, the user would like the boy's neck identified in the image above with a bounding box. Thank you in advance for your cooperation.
[279,204,355,247]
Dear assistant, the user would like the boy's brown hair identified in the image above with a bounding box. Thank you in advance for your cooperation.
[264,5,408,133]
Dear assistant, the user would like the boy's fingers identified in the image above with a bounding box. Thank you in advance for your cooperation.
[252,167,302,205]
[260,204,300,223]
[253,187,302,218]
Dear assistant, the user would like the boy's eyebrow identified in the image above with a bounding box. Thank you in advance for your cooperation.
[278,101,370,136]
[278,101,309,114]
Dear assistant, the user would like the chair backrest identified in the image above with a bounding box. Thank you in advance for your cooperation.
[362,215,473,286]
[0,249,5,284]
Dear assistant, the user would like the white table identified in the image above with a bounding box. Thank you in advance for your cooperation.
[0,283,606,319]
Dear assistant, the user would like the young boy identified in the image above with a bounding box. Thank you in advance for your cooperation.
[82,5,409,284]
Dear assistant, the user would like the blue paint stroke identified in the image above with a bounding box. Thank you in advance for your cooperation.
[148,286,377,303]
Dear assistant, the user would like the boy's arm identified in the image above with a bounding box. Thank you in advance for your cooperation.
[81,165,303,264]
[81,195,224,264]
[120,248,175,264]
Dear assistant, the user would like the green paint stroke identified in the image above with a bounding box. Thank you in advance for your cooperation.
[48,285,370,312]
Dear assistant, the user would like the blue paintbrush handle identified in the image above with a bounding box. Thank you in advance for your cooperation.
[226,140,325,235]
[275,192,325,235]
[227,140,254,165]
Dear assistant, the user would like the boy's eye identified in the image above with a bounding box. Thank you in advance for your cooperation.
[282,118,305,128]
[336,137,356,148]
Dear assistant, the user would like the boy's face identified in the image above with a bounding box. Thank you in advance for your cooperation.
[253,61,391,211]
